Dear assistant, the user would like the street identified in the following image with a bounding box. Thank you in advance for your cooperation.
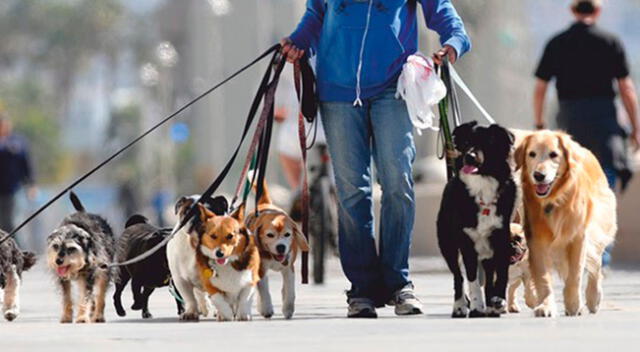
[2,258,639,351]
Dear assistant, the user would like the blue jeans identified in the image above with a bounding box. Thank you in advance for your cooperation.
[320,85,416,303]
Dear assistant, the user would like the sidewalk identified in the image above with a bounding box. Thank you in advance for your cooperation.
[3,258,639,351]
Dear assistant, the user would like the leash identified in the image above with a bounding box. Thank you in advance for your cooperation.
[294,61,310,284]
[107,48,285,268]
[0,44,282,246]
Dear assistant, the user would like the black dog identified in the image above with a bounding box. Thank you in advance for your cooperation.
[0,234,36,321]
[437,121,516,318]
[113,195,229,319]
[113,215,180,319]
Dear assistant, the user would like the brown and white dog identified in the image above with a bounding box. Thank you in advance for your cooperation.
[515,131,616,317]
[196,204,260,321]
[246,182,309,319]
[0,234,36,321]
[506,223,536,313]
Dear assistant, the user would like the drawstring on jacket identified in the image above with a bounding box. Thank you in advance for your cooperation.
[353,0,374,107]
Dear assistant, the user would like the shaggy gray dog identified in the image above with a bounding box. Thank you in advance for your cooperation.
[0,233,36,321]
[46,192,114,323]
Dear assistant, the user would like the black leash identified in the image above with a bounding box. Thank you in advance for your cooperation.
[108,47,285,268]
[437,59,461,181]
[0,44,281,246]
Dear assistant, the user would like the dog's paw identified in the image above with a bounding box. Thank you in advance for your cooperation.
[236,314,252,321]
[92,316,106,323]
[131,302,143,311]
[534,305,555,318]
[60,315,73,324]
[180,311,200,322]
[488,297,506,316]
[259,304,274,319]
[4,309,18,322]
[282,304,294,320]
[75,317,89,324]
[216,314,233,322]
[508,303,521,313]
[142,311,153,319]
[451,297,469,318]
[469,309,486,318]
[565,306,585,317]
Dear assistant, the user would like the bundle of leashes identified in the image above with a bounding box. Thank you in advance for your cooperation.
[437,58,496,180]
[0,43,318,283]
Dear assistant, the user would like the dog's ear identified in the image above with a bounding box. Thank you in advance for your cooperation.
[207,196,229,216]
[488,124,515,146]
[556,132,581,171]
[197,203,215,222]
[514,134,532,172]
[175,196,194,216]
[452,121,477,151]
[231,203,245,223]
[293,226,310,252]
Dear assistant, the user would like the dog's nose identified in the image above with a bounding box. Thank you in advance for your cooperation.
[464,152,477,165]
[215,250,224,258]
[276,244,286,254]
[533,172,546,182]
[55,258,64,266]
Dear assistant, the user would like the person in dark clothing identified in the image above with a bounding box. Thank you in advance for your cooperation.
[0,115,37,232]
[533,0,639,191]
[533,0,639,267]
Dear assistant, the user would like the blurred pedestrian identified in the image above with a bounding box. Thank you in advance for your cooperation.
[282,0,471,318]
[533,0,639,191]
[0,114,37,233]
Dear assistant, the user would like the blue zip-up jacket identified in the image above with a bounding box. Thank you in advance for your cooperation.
[290,0,471,103]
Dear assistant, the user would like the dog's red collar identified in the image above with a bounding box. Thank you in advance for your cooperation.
[478,200,497,216]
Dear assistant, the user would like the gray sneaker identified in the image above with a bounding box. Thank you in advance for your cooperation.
[347,297,378,318]
[390,284,423,315]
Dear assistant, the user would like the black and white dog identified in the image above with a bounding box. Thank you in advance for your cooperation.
[0,234,36,321]
[46,192,115,323]
[113,215,181,319]
[437,121,517,318]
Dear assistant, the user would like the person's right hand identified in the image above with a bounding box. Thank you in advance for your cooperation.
[280,37,305,63]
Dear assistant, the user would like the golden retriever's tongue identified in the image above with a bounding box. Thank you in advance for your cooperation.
[56,266,69,277]
[462,165,478,174]
[536,183,550,194]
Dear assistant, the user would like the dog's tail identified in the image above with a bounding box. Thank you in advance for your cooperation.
[247,171,272,205]
[125,214,148,228]
[69,191,85,212]
[21,251,37,271]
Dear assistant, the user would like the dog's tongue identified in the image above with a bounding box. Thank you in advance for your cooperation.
[56,266,69,277]
[216,258,227,265]
[275,254,286,262]
[462,165,478,175]
[536,183,550,195]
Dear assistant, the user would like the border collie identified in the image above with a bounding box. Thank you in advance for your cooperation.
[437,121,516,318]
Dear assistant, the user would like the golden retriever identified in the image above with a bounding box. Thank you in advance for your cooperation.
[515,130,616,317]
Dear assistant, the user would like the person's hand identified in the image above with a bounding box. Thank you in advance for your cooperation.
[432,45,457,65]
[26,185,38,201]
[275,106,289,123]
[280,38,305,63]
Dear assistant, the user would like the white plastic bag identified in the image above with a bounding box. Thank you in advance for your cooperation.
[396,53,447,135]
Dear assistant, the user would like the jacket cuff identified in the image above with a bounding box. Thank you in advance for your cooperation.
[443,35,472,59]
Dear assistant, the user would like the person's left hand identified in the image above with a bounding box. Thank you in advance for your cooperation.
[432,45,458,65]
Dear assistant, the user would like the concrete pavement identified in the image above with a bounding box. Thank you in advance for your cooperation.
[2,258,640,351]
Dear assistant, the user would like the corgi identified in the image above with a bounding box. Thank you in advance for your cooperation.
[195,204,260,321]
[245,181,309,319]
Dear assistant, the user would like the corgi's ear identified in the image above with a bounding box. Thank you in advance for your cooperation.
[198,203,215,222]
[294,226,310,252]
[232,203,245,223]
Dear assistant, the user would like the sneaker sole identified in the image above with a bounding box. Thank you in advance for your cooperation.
[395,307,423,316]
[348,310,378,318]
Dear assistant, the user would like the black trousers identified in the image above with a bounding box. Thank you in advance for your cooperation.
[0,194,15,232]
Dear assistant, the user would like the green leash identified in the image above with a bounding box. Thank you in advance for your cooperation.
[437,60,459,181]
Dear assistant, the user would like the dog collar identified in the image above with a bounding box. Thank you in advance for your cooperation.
[478,200,497,216]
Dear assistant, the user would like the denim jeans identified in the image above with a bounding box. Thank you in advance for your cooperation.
[320,85,415,303]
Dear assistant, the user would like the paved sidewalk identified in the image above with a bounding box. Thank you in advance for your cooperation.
[3,258,639,351]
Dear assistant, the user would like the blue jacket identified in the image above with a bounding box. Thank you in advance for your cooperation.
[290,0,471,103]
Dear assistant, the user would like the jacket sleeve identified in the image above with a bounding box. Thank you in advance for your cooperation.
[420,0,472,59]
[289,0,325,54]
[19,139,34,186]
